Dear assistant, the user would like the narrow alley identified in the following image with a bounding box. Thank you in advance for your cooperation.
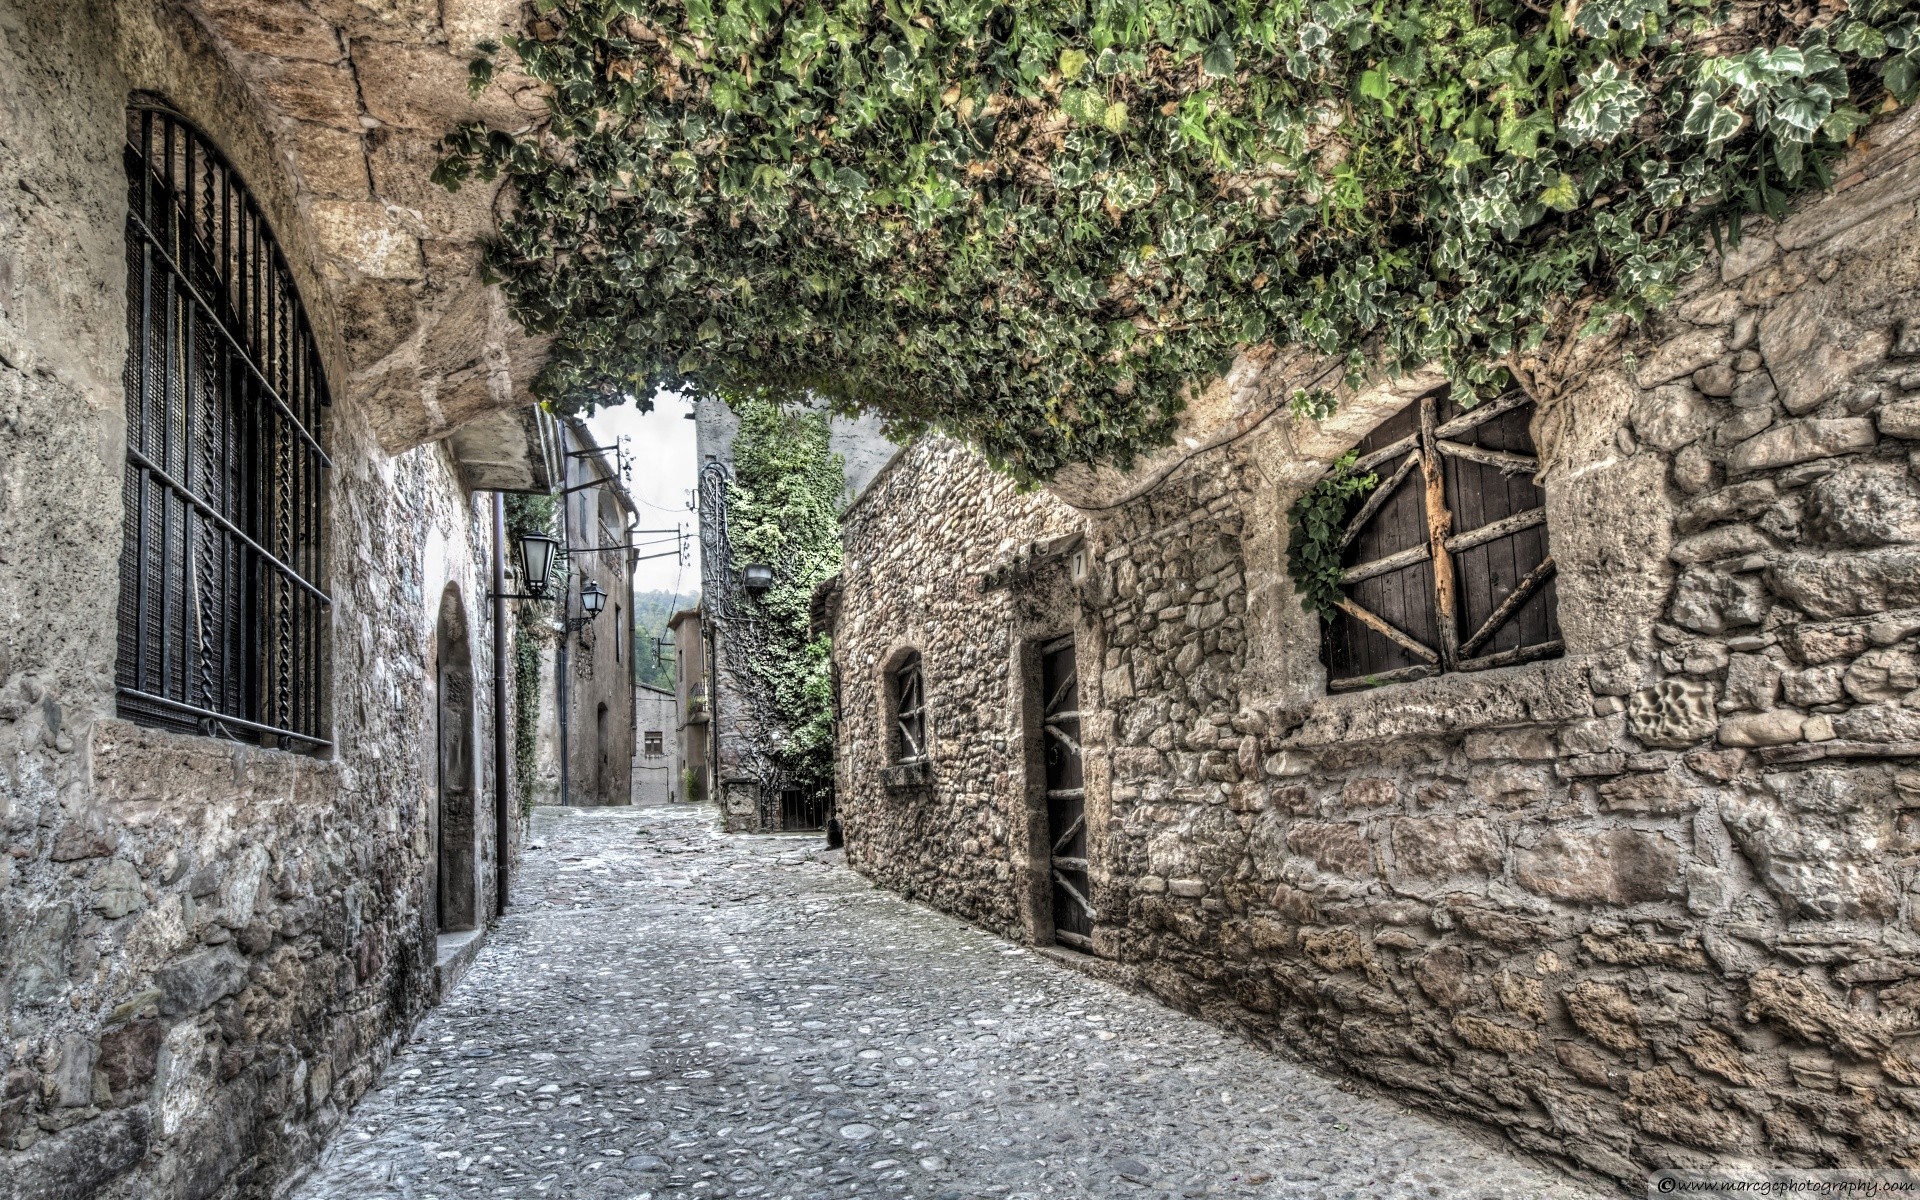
[291,809,1600,1200]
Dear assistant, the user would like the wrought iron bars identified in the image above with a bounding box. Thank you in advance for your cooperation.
[115,105,332,750]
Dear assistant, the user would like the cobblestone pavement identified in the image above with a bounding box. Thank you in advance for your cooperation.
[293,806,1605,1200]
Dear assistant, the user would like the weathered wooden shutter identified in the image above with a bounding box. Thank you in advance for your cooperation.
[1322,388,1561,691]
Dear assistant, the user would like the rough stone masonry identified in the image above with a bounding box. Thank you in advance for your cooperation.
[0,1,546,1196]
[825,104,1920,1185]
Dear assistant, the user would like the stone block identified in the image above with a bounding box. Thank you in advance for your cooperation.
[1167,879,1207,898]
[1627,679,1718,748]
[1728,419,1877,473]
[1464,728,1556,760]
[1770,546,1920,618]
[1805,461,1920,546]
[1638,330,1727,388]
[1468,763,1552,809]
[156,947,248,1017]
[1597,772,1698,814]
[98,1019,165,1097]
[1563,980,1645,1053]
[1843,646,1920,702]
[1390,816,1502,877]
[1676,480,1776,536]
[1285,821,1373,875]
[1630,385,1715,450]
[1339,777,1397,808]
[1732,370,1778,409]
[1515,829,1681,905]
[92,859,145,919]
[1693,361,1735,397]
[1450,1013,1543,1056]
[1831,703,1920,744]
[1719,710,1807,747]
[310,201,425,280]
[256,60,364,130]
[8,1108,151,1200]
[1882,399,1920,439]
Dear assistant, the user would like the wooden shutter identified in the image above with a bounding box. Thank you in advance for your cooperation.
[1322,388,1561,691]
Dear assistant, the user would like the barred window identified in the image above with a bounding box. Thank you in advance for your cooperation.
[892,652,926,763]
[116,106,331,749]
[1321,387,1560,691]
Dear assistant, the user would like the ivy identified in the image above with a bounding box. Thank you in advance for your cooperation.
[726,394,844,792]
[506,492,560,814]
[1285,450,1377,623]
[440,0,1919,482]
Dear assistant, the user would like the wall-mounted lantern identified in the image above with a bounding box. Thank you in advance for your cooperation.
[580,579,607,616]
[517,532,559,597]
[742,563,776,593]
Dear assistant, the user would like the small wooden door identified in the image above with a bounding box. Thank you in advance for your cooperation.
[1041,636,1092,952]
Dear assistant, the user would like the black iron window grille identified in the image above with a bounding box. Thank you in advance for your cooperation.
[116,105,332,750]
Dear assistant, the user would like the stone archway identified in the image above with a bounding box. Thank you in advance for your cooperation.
[437,587,477,933]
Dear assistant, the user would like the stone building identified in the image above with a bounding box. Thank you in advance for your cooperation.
[544,416,638,808]
[0,1,562,1196]
[691,395,894,831]
[823,109,1920,1183]
[632,684,679,805]
[668,607,710,806]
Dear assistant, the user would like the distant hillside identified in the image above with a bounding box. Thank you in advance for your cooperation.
[633,588,697,690]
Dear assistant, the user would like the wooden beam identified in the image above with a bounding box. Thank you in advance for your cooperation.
[1350,433,1417,475]
[1337,450,1422,552]
[1052,856,1090,872]
[1457,638,1565,673]
[1055,930,1095,951]
[1445,505,1546,554]
[1051,812,1085,855]
[1053,870,1097,919]
[1435,439,1538,475]
[1328,663,1441,692]
[1434,388,1532,439]
[1418,395,1461,670]
[1334,597,1439,664]
[1340,543,1429,586]
[1459,556,1557,658]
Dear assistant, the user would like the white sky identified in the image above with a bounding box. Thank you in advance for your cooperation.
[584,390,703,601]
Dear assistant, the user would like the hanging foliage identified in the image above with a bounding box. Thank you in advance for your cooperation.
[1286,449,1378,622]
[439,0,1920,481]
[506,491,560,813]
[725,394,844,791]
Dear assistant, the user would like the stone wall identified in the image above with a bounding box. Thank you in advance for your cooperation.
[830,109,1920,1184]
[1,4,513,1196]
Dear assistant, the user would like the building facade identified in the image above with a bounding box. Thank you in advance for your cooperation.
[548,417,639,808]
[825,109,1920,1184]
[632,684,679,805]
[668,607,710,807]
[691,395,896,832]
[0,1,562,1196]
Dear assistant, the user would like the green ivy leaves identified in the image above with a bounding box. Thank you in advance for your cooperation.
[440,0,1919,482]
[1285,451,1378,624]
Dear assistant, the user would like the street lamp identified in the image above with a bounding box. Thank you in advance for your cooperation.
[742,563,775,593]
[566,578,607,634]
[518,532,559,597]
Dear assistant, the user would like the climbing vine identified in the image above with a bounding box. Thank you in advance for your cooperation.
[439,0,1918,480]
[1285,450,1379,622]
[726,394,845,792]
[506,491,560,814]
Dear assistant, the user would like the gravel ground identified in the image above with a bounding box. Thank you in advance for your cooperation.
[291,805,1606,1200]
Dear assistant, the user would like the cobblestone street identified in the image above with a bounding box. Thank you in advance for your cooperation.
[292,807,1604,1200]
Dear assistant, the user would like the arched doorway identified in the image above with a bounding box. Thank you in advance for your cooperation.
[437,587,477,932]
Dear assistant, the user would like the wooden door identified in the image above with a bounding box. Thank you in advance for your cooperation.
[1040,636,1093,952]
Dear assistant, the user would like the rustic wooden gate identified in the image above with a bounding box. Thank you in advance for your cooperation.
[1322,387,1561,690]
[1040,636,1093,952]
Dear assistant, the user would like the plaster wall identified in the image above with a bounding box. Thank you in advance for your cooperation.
[0,4,508,1195]
[831,109,1920,1184]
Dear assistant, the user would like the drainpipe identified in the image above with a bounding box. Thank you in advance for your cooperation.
[557,455,572,807]
[491,492,511,916]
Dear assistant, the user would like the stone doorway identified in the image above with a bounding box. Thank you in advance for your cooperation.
[437,588,477,933]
